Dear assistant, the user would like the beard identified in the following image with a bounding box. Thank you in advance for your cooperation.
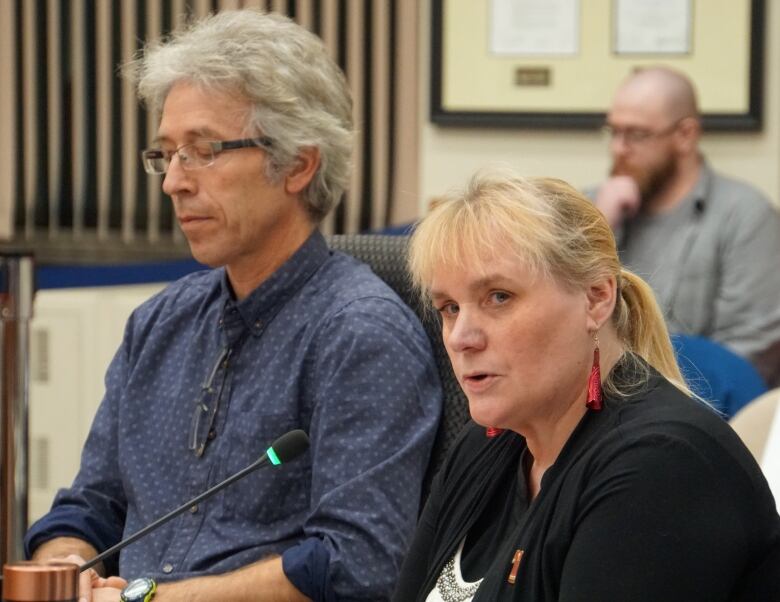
[611,155,677,208]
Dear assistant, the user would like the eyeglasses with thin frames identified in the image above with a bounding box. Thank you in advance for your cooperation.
[141,137,273,175]
[189,346,233,457]
[601,119,683,148]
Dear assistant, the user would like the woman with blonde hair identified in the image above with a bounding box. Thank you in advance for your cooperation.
[393,168,779,601]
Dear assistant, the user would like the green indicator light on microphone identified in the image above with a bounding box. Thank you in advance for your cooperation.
[266,446,282,465]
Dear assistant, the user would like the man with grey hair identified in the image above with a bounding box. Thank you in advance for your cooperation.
[25,10,441,602]
[594,66,780,387]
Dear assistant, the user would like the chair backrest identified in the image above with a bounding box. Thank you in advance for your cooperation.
[729,387,780,464]
[326,234,470,493]
[729,391,780,600]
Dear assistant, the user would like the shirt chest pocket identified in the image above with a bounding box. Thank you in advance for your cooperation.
[217,412,311,524]
[667,262,719,335]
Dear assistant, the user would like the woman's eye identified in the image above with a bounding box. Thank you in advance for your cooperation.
[489,291,511,304]
[436,303,459,316]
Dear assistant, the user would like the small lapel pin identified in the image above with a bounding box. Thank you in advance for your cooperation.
[507,549,524,584]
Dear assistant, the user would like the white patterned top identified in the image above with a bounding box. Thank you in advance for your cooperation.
[425,540,483,602]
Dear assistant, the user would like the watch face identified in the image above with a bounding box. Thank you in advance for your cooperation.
[123,578,154,599]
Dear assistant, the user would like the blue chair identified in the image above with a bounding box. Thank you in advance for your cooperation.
[672,334,768,418]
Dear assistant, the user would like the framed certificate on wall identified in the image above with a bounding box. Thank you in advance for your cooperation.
[431,0,764,130]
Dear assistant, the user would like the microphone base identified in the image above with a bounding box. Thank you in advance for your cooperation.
[2,562,79,601]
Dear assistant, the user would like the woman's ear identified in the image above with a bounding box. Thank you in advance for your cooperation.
[585,275,617,332]
[284,146,321,195]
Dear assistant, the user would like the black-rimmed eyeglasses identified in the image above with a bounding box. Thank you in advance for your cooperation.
[141,137,273,175]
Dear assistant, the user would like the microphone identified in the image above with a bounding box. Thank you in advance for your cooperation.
[79,429,310,573]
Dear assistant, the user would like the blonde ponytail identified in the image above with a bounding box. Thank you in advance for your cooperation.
[611,268,690,396]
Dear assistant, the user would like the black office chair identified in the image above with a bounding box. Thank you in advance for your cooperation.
[326,234,470,495]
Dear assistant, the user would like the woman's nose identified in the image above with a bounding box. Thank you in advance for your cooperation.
[445,310,486,353]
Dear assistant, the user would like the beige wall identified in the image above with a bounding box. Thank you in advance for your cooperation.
[418,0,780,210]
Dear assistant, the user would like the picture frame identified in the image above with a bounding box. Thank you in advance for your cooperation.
[430,0,765,130]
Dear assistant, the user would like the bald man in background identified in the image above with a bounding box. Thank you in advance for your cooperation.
[594,66,780,386]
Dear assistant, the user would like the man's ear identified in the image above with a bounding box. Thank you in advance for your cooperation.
[585,275,617,332]
[675,116,700,155]
[284,146,321,195]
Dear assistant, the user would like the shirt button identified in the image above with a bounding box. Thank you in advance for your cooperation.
[254,320,262,328]
[162,563,173,574]
[207,429,216,440]
[189,504,198,514]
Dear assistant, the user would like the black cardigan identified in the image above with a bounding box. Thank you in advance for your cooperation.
[393,362,780,601]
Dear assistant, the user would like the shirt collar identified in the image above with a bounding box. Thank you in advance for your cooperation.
[219,230,330,341]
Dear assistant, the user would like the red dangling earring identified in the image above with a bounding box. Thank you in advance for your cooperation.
[486,427,504,438]
[586,334,603,411]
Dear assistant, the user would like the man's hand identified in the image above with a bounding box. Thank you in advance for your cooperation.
[595,175,641,229]
[32,537,100,569]
[59,554,126,602]
[91,586,125,602]
[82,566,127,602]
[31,539,127,602]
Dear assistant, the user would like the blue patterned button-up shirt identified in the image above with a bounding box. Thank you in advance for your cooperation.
[25,231,442,601]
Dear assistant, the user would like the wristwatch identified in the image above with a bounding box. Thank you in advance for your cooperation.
[120,577,157,602]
